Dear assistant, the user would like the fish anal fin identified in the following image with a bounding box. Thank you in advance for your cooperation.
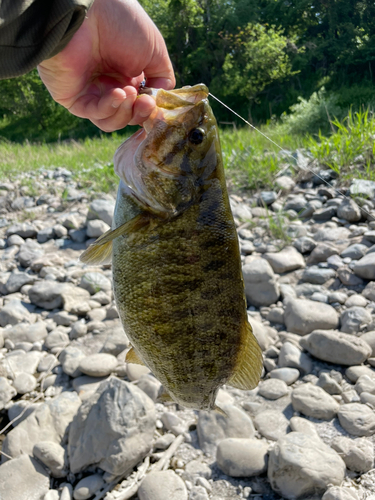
[228,321,263,391]
[125,346,145,365]
[80,213,150,264]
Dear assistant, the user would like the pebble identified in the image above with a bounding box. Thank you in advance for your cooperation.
[359,330,375,356]
[341,306,372,333]
[352,252,375,280]
[73,474,105,500]
[254,409,289,441]
[264,246,305,273]
[258,378,289,399]
[138,470,187,500]
[331,436,374,472]
[33,441,67,478]
[284,298,339,335]
[278,341,313,374]
[242,258,280,307]
[13,372,37,394]
[0,455,50,500]
[216,438,268,477]
[0,377,17,409]
[78,353,118,377]
[322,486,361,500]
[270,367,300,385]
[268,432,345,499]
[338,403,375,436]
[289,416,320,438]
[291,383,339,420]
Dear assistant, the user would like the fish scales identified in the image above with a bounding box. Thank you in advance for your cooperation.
[81,84,263,411]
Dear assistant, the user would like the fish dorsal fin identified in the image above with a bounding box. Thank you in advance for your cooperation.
[228,321,263,391]
[125,346,145,365]
[80,214,150,265]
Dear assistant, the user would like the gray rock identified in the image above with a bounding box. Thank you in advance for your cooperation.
[307,243,338,264]
[293,236,316,254]
[289,416,320,438]
[197,404,255,455]
[345,294,367,308]
[292,383,339,420]
[258,379,289,400]
[341,243,368,260]
[53,224,68,238]
[0,454,49,500]
[7,234,25,246]
[0,377,17,410]
[310,291,329,303]
[86,219,110,238]
[266,307,285,324]
[68,378,156,476]
[60,347,85,378]
[18,242,44,268]
[5,271,38,293]
[268,432,346,500]
[3,322,48,344]
[284,299,339,335]
[337,199,362,222]
[37,227,55,244]
[38,354,59,373]
[345,365,375,383]
[337,267,364,286]
[1,350,43,377]
[13,373,37,394]
[138,470,187,500]
[341,306,372,333]
[45,490,61,500]
[329,291,347,304]
[359,330,375,356]
[29,282,91,314]
[52,311,78,327]
[69,229,87,243]
[259,191,277,206]
[313,206,337,220]
[79,353,118,377]
[2,391,81,460]
[331,436,374,472]
[326,254,344,270]
[242,259,279,307]
[295,283,325,298]
[69,320,88,340]
[300,329,371,365]
[352,253,375,280]
[364,230,375,243]
[338,403,375,436]
[6,222,37,238]
[100,325,129,355]
[61,484,73,500]
[350,179,375,199]
[317,372,342,395]
[270,367,300,385]
[278,341,312,374]
[322,487,361,500]
[363,281,375,301]
[135,374,162,402]
[284,195,307,212]
[216,438,268,477]
[73,474,104,500]
[275,176,295,191]
[87,199,115,226]
[314,226,351,242]
[254,410,289,441]
[301,266,336,284]
[80,272,111,295]
[44,330,70,350]
[264,246,305,274]
[33,441,67,478]
[0,299,32,326]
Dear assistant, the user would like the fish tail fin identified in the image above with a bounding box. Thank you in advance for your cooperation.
[228,321,263,391]
[80,214,150,265]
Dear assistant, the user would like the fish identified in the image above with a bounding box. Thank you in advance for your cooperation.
[80,84,263,411]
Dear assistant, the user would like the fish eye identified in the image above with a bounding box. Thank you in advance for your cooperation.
[188,128,205,145]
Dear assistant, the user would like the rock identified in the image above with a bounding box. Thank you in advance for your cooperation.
[326,254,344,270]
[306,243,338,264]
[268,432,345,500]
[87,199,115,226]
[338,403,375,436]
[270,367,300,385]
[242,259,279,307]
[293,236,316,254]
[359,330,375,356]
[289,416,320,438]
[70,320,88,340]
[138,470,187,500]
[341,306,372,333]
[80,272,111,295]
[0,299,33,326]
[44,330,70,350]
[291,383,339,420]
[341,243,368,260]
[68,378,156,476]
[73,474,104,500]
[13,373,37,394]
[18,242,44,268]
[331,436,374,472]
[61,484,74,500]
[60,285,91,315]
[1,350,43,377]
[216,438,268,477]
[254,410,289,441]
[300,329,372,365]
[3,322,48,344]
[60,347,85,377]
[79,353,118,377]
[317,372,342,395]
[37,227,55,243]
[33,441,67,478]
[266,307,285,324]
[45,491,61,500]
[363,281,375,301]
[264,247,305,273]
[322,487,361,500]
[0,377,17,410]
[28,281,66,310]
[197,404,255,455]
[275,176,295,191]
[136,374,162,401]
[313,206,337,220]
[2,392,81,460]
[278,341,312,374]
[346,365,375,383]
[86,219,110,238]
[352,253,375,280]
[337,267,364,286]
[329,291,347,304]
[258,379,289,400]
[350,179,375,199]
[337,199,362,222]
[301,265,336,284]
[314,226,351,242]
[284,195,307,212]
[5,271,38,293]
[100,325,129,355]
[6,222,37,238]
[345,294,367,308]
[0,454,49,500]
[284,299,339,335]
[161,412,186,435]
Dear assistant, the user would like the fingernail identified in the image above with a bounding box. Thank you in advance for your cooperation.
[112,99,123,109]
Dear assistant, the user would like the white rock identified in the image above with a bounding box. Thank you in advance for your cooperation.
[322,487,361,500]
[138,470,187,500]
[338,403,375,436]
[13,373,37,394]
[341,306,372,334]
[331,436,374,472]
[242,258,279,307]
[0,454,50,500]
[268,432,346,499]
[33,441,67,478]
[0,299,32,326]
[79,353,118,377]
[60,347,85,378]
[284,299,339,335]
[86,219,110,238]
[291,383,339,420]
[254,410,289,441]
[270,367,300,385]
[87,199,115,226]
[258,379,289,400]
[264,246,305,273]
[278,342,312,374]
[345,295,367,308]
[289,416,320,439]
[0,377,17,410]
[216,438,268,477]
[73,474,104,500]
[346,365,375,383]
[352,253,375,280]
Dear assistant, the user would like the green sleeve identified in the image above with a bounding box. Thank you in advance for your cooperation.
[0,0,95,79]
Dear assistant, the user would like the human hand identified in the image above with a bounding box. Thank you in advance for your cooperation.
[37,0,175,132]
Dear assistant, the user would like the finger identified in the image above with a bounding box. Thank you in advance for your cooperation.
[128,95,156,126]
[143,32,175,90]
[94,92,138,132]
[144,76,175,91]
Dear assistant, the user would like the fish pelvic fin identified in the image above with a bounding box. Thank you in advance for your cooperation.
[125,346,145,365]
[228,321,263,391]
[213,405,228,417]
[80,213,150,265]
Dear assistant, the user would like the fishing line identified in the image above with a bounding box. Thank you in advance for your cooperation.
[208,92,374,221]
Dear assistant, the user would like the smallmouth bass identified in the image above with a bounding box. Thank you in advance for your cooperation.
[81,84,263,411]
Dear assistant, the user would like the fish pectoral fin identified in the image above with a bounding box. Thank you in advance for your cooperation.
[213,405,228,417]
[80,214,150,264]
[228,321,263,391]
[125,346,145,365]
